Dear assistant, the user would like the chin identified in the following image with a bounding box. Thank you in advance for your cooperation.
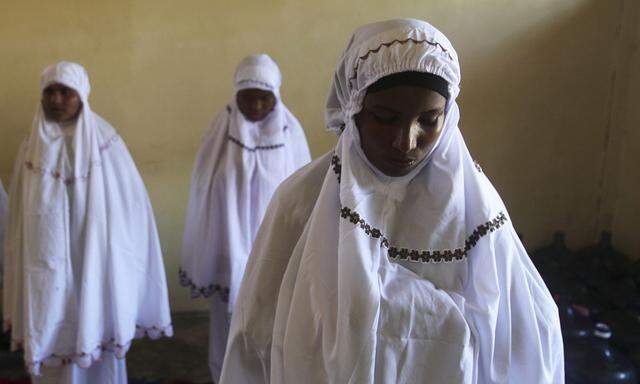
[246,115,264,122]
[375,163,414,177]
[386,169,413,177]
[363,148,421,177]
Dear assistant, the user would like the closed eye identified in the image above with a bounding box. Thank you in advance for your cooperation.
[369,110,398,124]
[418,116,438,127]
[418,111,444,127]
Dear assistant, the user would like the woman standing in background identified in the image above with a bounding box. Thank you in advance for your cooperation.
[180,54,311,382]
[3,61,173,384]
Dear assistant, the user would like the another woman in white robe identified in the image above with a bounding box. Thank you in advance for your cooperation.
[3,61,173,384]
[220,20,564,384]
[179,54,311,382]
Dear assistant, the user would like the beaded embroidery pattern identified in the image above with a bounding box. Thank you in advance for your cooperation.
[348,37,455,90]
[224,105,286,152]
[331,154,507,263]
[227,136,284,152]
[178,268,230,303]
[23,135,119,186]
[474,160,483,173]
[236,79,275,91]
[16,323,173,372]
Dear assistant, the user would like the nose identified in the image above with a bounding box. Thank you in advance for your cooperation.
[49,91,63,105]
[253,99,264,111]
[391,120,419,153]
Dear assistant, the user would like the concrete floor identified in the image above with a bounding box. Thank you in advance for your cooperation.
[0,311,212,384]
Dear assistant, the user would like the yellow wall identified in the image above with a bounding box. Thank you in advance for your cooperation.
[610,0,640,258]
[0,0,636,311]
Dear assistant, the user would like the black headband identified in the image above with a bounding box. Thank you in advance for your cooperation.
[366,71,450,100]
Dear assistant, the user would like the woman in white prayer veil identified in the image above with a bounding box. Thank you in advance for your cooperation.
[179,54,311,382]
[220,19,564,384]
[3,61,173,384]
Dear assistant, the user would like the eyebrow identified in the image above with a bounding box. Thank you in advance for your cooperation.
[44,85,71,92]
[369,104,444,114]
[369,105,399,114]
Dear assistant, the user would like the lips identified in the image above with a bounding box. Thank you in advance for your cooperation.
[245,111,263,120]
[386,157,416,167]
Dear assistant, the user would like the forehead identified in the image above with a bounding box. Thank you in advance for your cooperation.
[43,82,76,93]
[364,85,446,111]
[237,88,275,99]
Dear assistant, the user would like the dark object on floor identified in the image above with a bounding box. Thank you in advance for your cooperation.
[574,232,640,371]
[557,296,637,383]
[0,327,25,381]
[573,232,637,311]
[532,232,640,381]
[531,232,592,307]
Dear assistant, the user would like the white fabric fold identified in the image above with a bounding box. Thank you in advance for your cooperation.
[221,19,564,384]
[2,61,173,376]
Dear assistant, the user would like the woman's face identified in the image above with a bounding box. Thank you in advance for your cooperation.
[355,85,447,177]
[41,83,82,124]
[236,88,276,122]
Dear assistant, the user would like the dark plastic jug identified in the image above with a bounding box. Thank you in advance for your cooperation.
[532,233,592,306]
[572,232,637,311]
[558,297,637,383]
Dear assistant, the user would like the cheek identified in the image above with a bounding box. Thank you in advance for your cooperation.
[42,98,58,115]
[237,96,249,110]
[418,130,436,147]
[416,126,443,154]
[357,118,387,150]
[69,98,82,113]
[238,101,248,114]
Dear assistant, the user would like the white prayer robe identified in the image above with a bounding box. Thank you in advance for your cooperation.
[3,61,173,384]
[221,19,564,384]
[30,351,127,384]
[180,54,311,382]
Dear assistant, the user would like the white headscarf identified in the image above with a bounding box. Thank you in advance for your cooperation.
[2,61,173,375]
[180,54,311,310]
[224,20,563,383]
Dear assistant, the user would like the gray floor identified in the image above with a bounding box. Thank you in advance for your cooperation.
[0,311,212,383]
